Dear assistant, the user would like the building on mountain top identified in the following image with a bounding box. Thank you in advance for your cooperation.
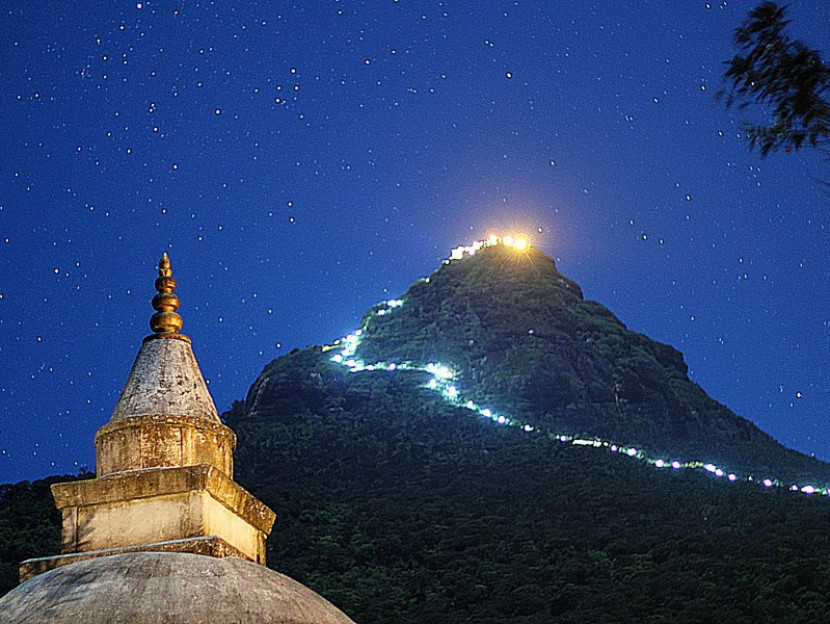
[448,233,530,261]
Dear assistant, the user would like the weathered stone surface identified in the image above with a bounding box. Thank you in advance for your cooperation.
[95,414,235,477]
[19,536,246,582]
[51,464,275,563]
[0,552,356,623]
[111,334,220,424]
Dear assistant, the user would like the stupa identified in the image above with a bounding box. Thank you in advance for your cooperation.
[0,254,355,624]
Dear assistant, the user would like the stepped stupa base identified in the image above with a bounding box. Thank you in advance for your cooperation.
[19,535,246,582]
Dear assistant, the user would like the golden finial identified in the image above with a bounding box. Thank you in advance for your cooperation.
[149,252,184,334]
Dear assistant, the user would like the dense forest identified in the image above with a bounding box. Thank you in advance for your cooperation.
[229,372,830,623]
[4,386,830,623]
[0,477,64,597]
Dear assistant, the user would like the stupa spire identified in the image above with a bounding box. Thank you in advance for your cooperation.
[150,252,184,335]
[18,254,276,583]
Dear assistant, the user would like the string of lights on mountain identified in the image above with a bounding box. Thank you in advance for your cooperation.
[326,236,830,499]
[0,2,827,484]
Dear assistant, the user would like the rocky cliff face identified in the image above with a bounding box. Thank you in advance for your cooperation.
[242,243,829,482]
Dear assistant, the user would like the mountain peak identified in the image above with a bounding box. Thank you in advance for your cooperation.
[245,239,830,484]
[445,234,578,292]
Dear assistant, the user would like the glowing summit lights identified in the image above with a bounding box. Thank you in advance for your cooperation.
[321,238,830,503]
[448,233,531,262]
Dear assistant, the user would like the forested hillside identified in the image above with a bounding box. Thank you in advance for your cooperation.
[5,242,830,622]
[230,385,830,624]
[4,371,830,622]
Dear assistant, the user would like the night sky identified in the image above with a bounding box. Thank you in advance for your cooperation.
[1,1,828,483]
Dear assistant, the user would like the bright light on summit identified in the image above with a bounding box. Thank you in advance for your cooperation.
[447,233,532,262]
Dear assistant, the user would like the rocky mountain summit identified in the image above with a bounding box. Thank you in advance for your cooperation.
[242,240,829,484]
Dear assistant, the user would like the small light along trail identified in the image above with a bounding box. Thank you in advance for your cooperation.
[324,236,829,500]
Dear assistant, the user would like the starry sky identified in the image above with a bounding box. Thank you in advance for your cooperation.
[1,1,828,483]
